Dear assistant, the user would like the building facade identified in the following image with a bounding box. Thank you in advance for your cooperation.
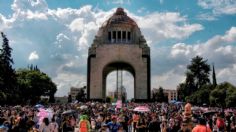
[163,89,178,102]
[87,8,151,101]
[69,86,86,102]
[152,88,178,103]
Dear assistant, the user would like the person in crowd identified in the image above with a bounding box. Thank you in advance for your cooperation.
[160,118,168,132]
[106,115,121,132]
[136,115,147,132]
[49,115,59,132]
[77,115,90,132]
[0,102,236,132]
[132,112,139,132]
[216,112,225,132]
[167,118,179,132]
[148,115,161,132]
[61,116,73,132]
[39,117,50,132]
[98,123,109,132]
[178,120,191,132]
[192,117,212,132]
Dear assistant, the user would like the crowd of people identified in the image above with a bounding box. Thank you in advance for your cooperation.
[0,101,236,132]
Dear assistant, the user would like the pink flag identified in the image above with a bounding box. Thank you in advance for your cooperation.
[116,100,122,109]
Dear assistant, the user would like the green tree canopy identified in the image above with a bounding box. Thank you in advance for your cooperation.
[186,84,214,105]
[177,56,211,102]
[16,68,57,104]
[76,87,86,102]
[210,82,236,107]
[186,56,211,92]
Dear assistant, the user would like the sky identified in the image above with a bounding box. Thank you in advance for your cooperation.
[0,0,236,99]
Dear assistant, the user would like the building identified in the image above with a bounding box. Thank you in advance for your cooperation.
[163,89,178,102]
[55,96,68,104]
[152,88,178,103]
[87,7,150,101]
[69,86,86,102]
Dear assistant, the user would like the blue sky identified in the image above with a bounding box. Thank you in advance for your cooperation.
[0,0,236,98]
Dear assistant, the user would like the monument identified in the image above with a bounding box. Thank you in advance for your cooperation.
[87,8,151,101]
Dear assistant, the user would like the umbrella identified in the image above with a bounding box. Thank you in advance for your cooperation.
[175,101,183,105]
[224,109,233,113]
[191,106,201,111]
[80,105,88,110]
[170,100,177,104]
[37,108,49,124]
[62,110,76,115]
[35,104,44,108]
[133,106,150,112]
[14,105,22,109]
[203,111,217,116]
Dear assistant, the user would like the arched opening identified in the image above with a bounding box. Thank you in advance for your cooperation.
[106,71,134,101]
[102,62,135,101]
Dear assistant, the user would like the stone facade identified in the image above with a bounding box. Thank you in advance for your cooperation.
[87,8,150,101]
[163,89,178,102]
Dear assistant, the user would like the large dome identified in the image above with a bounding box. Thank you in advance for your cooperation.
[102,8,138,28]
[94,7,146,45]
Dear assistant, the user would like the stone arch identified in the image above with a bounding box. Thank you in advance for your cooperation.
[87,8,151,101]
[102,61,135,99]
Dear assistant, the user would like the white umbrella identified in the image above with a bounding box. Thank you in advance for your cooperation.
[80,105,88,110]
[62,110,76,115]
[133,106,150,112]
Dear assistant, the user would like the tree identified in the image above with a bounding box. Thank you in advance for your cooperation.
[177,83,187,101]
[76,87,86,102]
[68,95,72,103]
[0,32,18,104]
[16,68,57,104]
[178,56,211,102]
[152,87,168,102]
[210,82,236,107]
[186,56,211,93]
[212,64,217,87]
[186,84,213,105]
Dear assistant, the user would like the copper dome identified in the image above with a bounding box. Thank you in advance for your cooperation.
[102,8,138,27]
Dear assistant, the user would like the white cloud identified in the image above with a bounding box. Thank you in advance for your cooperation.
[25,10,48,20]
[137,7,146,13]
[11,0,48,12]
[171,27,236,58]
[105,0,131,5]
[134,12,203,41]
[28,51,39,61]
[53,72,86,96]
[196,13,218,21]
[222,27,236,42]
[152,69,185,90]
[171,43,193,57]
[69,18,85,32]
[198,0,236,15]
[170,27,236,86]
[217,64,236,83]
[160,0,164,5]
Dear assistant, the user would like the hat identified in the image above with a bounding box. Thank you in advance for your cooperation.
[80,115,88,120]
[102,123,108,127]
[111,115,117,120]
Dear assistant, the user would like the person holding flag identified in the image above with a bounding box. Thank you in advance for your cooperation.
[77,115,91,132]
